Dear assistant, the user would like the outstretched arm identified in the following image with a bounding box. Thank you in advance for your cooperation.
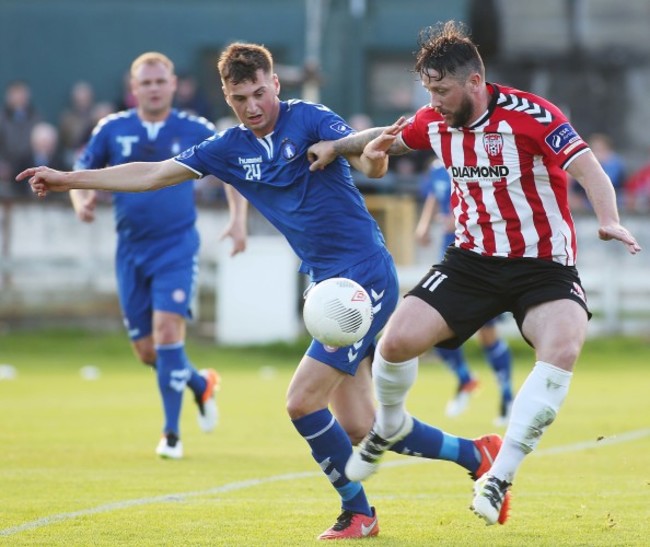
[16,159,195,198]
[567,151,641,254]
[308,117,410,173]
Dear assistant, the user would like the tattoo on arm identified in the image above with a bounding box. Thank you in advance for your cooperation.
[332,129,384,155]
[386,140,410,155]
[334,127,410,156]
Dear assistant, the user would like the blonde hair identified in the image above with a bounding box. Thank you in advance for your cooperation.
[130,52,175,77]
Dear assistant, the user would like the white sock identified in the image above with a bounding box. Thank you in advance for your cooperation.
[490,361,573,483]
[372,348,418,438]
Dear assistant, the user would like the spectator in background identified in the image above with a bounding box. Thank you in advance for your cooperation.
[623,156,650,213]
[0,80,41,190]
[173,73,213,120]
[13,122,67,198]
[58,81,96,169]
[30,123,64,166]
[570,133,626,211]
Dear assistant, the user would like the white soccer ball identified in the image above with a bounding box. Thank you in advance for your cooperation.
[303,277,374,347]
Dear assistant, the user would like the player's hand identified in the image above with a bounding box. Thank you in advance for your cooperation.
[598,223,642,254]
[72,191,97,223]
[220,221,247,257]
[15,166,69,197]
[307,141,337,172]
[362,117,408,160]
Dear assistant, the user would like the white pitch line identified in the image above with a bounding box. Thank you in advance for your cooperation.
[532,428,650,456]
[2,428,649,537]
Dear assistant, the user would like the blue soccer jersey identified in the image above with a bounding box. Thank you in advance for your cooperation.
[174,100,387,281]
[76,109,215,243]
[75,108,215,338]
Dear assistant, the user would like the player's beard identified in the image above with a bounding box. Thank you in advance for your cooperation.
[447,94,474,128]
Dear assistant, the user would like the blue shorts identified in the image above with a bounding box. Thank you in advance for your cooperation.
[115,228,200,340]
[305,247,399,376]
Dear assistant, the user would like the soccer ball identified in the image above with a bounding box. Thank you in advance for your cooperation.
[303,277,374,347]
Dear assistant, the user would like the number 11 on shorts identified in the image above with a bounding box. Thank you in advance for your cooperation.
[421,271,448,292]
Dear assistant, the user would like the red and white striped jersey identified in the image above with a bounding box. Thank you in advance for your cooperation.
[401,83,590,265]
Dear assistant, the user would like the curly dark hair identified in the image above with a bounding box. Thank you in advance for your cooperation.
[218,43,274,85]
[414,21,484,82]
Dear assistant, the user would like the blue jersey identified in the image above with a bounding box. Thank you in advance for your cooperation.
[175,100,386,281]
[76,108,215,242]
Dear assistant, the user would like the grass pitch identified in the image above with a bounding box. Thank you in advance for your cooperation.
[0,330,649,546]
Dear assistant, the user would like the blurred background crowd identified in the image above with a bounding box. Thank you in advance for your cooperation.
[2,73,649,212]
[0,75,237,203]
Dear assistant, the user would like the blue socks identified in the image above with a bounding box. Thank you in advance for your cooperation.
[293,409,372,516]
[156,342,206,436]
[483,340,513,403]
[391,418,481,474]
[294,412,483,499]
[436,347,473,386]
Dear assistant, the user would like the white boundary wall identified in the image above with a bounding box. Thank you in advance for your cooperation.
[1,201,649,341]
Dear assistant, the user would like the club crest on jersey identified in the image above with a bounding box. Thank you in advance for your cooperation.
[483,133,504,157]
[545,123,581,155]
[280,138,298,162]
[176,148,195,160]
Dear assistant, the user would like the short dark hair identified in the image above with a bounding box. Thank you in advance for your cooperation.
[218,43,274,85]
[414,21,484,82]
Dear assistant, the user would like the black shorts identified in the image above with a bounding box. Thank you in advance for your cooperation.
[406,247,591,349]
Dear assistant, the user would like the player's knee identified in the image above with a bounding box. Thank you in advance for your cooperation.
[554,347,581,369]
[540,338,583,369]
[286,392,310,420]
[153,326,179,346]
[378,332,412,363]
